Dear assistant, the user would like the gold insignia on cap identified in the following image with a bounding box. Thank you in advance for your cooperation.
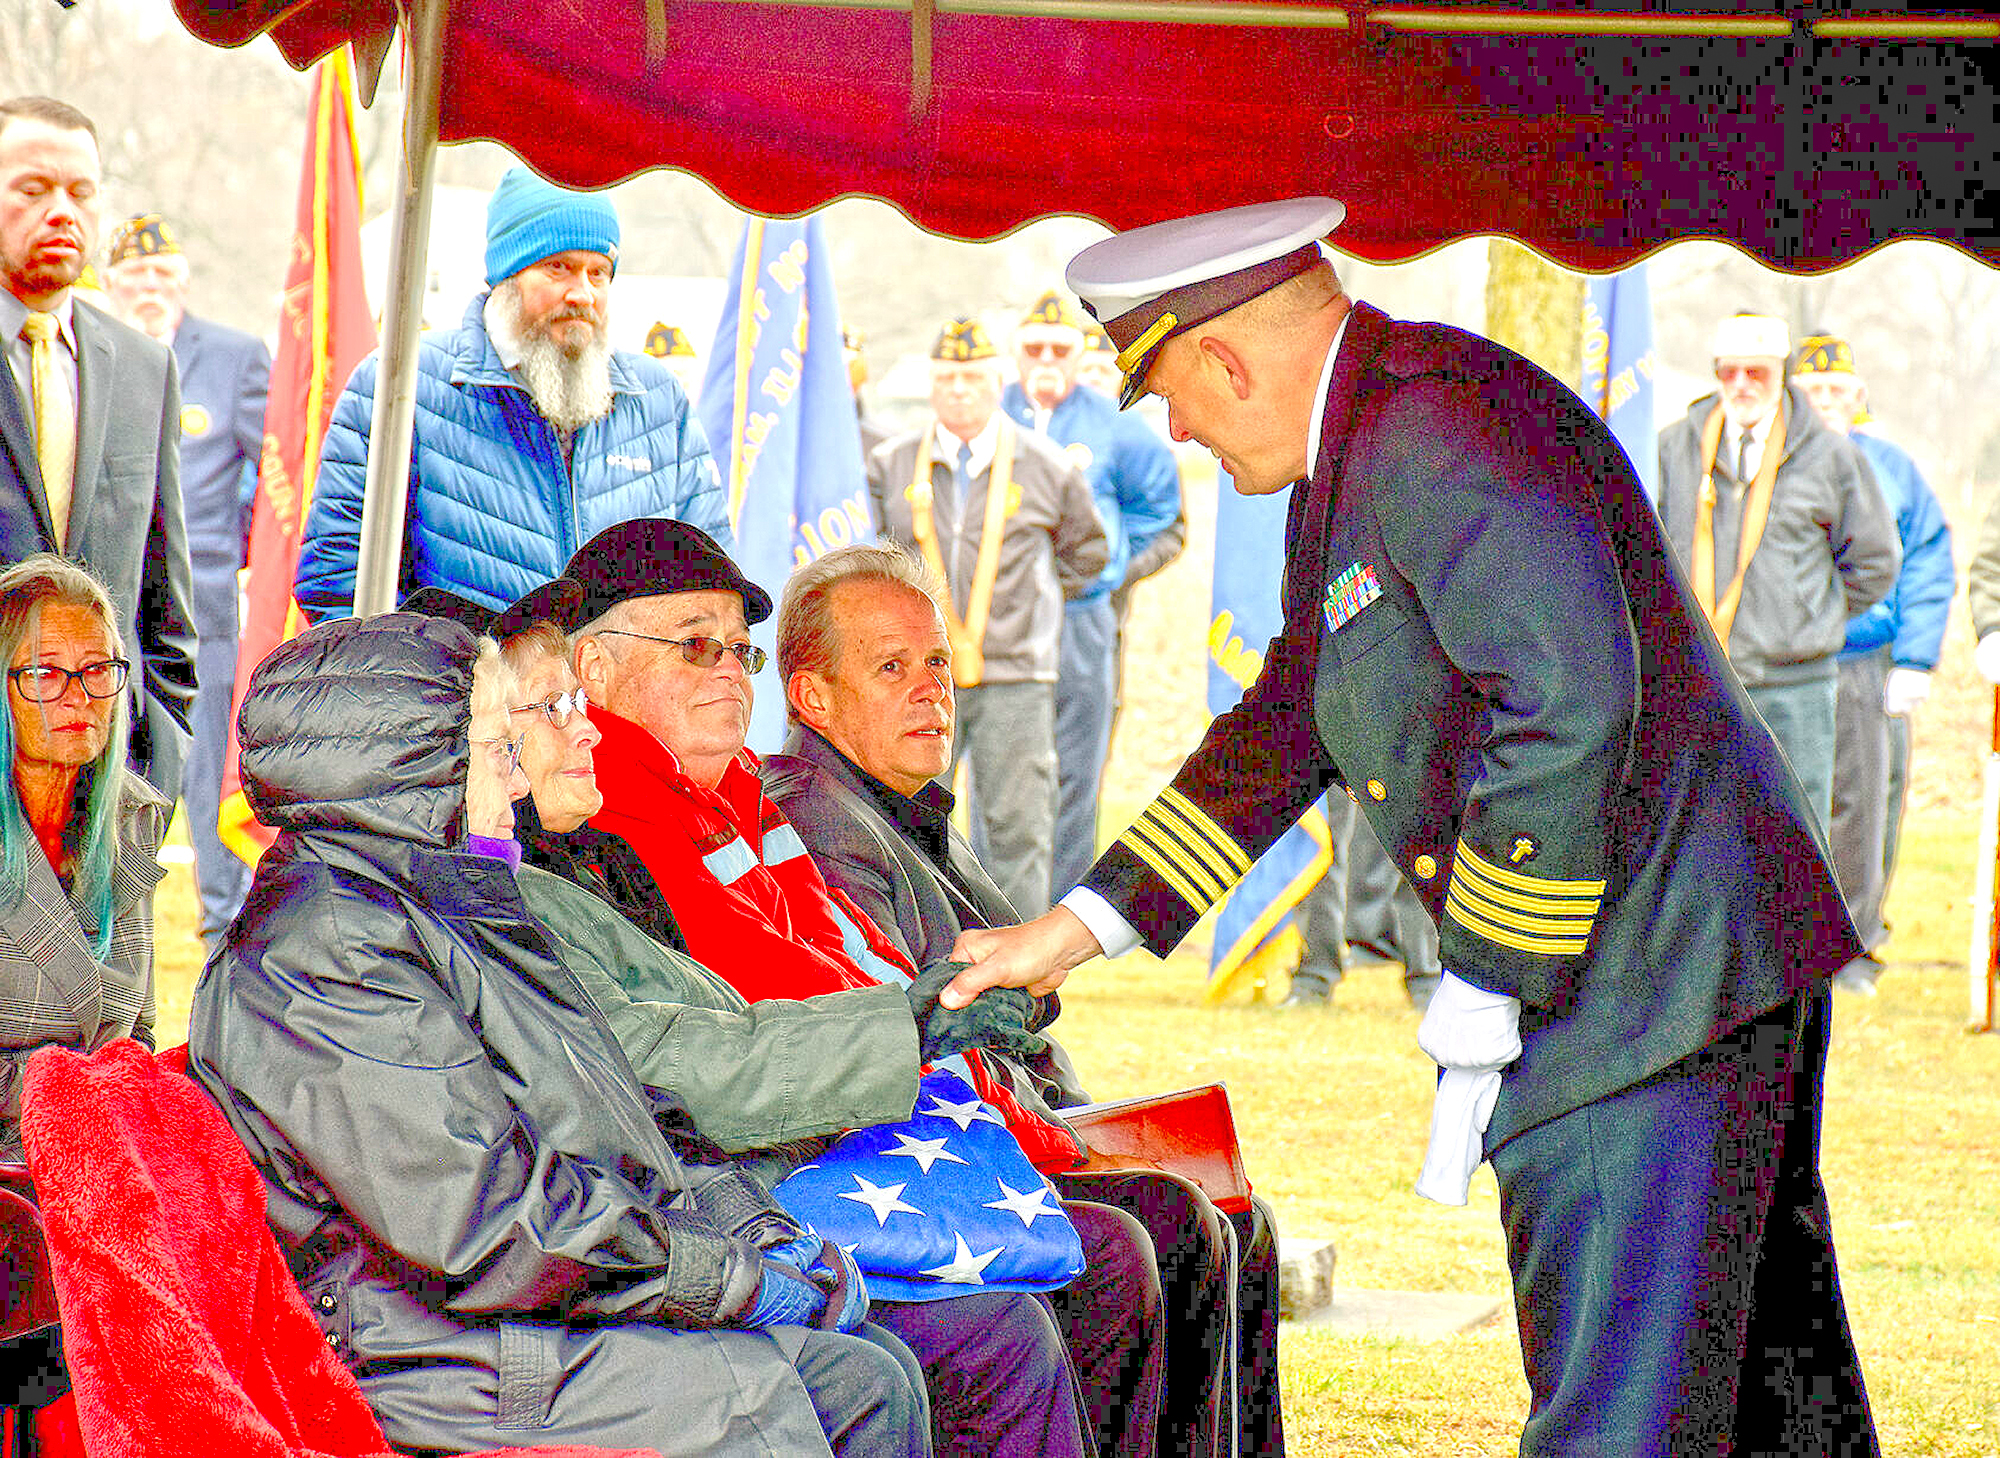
[106,214,179,267]
[1021,290,1085,332]
[1082,322,1113,355]
[932,317,998,363]
[1413,853,1438,880]
[645,322,695,359]
[1793,334,1857,377]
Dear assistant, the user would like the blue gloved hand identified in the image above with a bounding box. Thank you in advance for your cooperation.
[803,1238,869,1333]
[742,1257,828,1330]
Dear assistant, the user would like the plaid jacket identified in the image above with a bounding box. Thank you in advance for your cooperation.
[0,772,168,1154]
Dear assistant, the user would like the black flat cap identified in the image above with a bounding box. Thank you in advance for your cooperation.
[563,518,773,626]
[398,585,497,633]
[493,576,586,639]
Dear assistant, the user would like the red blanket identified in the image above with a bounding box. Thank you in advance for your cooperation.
[19,1040,656,1458]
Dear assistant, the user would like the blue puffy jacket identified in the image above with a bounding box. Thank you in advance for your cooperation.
[295,294,730,615]
[1841,427,1954,669]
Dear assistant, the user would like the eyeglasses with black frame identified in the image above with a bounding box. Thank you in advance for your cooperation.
[597,628,767,675]
[510,687,589,728]
[7,658,131,703]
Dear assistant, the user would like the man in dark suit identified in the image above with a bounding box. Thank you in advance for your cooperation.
[762,542,1284,1458]
[0,97,195,799]
[945,199,1878,1457]
[104,214,269,938]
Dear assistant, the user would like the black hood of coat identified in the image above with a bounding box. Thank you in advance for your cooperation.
[238,613,478,847]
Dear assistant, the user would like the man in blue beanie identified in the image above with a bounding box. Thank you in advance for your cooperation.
[295,167,730,616]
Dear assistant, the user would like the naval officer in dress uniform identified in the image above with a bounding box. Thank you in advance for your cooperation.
[942,198,1878,1458]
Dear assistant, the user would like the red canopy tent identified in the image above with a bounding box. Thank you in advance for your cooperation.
[171,0,2000,607]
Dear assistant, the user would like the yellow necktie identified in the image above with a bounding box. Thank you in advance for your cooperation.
[21,312,76,551]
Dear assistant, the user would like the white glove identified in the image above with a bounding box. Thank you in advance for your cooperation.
[1977,633,2000,685]
[1416,970,1522,1072]
[1882,667,1931,717]
[1415,1067,1502,1206]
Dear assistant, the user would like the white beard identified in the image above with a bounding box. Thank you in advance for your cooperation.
[486,284,615,433]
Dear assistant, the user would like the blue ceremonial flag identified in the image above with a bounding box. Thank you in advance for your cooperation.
[1207,472,1292,717]
[773,1069,1085,1302]
[700,215,873,753]
[1205,470,1330,995]
[1582,263,1660,500]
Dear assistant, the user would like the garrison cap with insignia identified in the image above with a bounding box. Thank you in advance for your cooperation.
[932,317,998,363]
[1081,321,1113,356]
[1020,290,1086,333]
[1066,197,1345,408]
[106,213,180,267]
[1793,332,1859,378]
[645,322,696,359]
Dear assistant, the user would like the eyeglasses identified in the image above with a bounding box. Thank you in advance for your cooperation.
[510,687,589,728]
[8,659,131,702]
[597,628,767,674]
[475,735,524,775]
[1020,340,1077,361]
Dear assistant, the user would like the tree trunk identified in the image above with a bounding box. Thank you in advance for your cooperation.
[1484,239,1586,389]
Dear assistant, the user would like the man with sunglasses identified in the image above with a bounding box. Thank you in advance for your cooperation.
[1003,292,1184,902]
[520,517,1163,1458]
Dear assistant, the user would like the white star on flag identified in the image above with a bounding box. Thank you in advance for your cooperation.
[883,1131,969,1174]
[837,1174,924,1227]
[921,1093,1005,1131]
[919,1233,1005,1284]
[984,1179,1064,1228]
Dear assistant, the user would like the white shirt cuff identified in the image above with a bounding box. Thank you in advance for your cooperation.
[1059,887,1142,960]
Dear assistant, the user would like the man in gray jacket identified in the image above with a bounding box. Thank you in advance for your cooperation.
[1656,312,1899,825]
[867,318,1107,918]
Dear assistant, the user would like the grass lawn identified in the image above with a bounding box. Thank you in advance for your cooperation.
[149,788,2000,1456]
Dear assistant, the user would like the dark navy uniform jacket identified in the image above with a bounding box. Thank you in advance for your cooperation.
[1083,303,1860,1149]
[171,314,270,641]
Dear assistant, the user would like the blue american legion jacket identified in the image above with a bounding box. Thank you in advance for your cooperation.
[1001,381,1183,604]
[1841,426,1953,669]
[295,293,729,615]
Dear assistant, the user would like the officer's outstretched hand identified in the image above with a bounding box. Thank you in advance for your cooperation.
[943,907,1103,1009]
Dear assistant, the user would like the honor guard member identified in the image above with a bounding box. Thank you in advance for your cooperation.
[1655,313,1899,829]
[103,212,272,943]
[943,198,1879,1458]
[1004,291,1184,900]
[1789,332,1953,995]
[866,318,1107,919]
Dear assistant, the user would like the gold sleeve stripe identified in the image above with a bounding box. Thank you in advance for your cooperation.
[1454,840,1606,897]
[1444,896,1592,956]
[1446,882,1596,939]
[1450,867,1602,920]
[1156,788,1254,878]
[1127,817,1232,906]
[1120,822,1219,912]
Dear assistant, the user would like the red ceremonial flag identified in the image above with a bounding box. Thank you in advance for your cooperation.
[217,51,376,863]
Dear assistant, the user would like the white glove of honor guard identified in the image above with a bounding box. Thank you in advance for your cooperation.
[1882,667,1931,718]
[1414,971,1522,1206]
[1976,633,2000,685]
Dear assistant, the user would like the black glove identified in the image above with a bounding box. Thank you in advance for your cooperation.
[906,960,1047,1063]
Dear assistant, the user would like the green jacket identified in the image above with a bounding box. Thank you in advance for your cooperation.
[519,865,921,1154]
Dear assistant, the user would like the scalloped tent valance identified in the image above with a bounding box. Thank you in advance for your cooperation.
[173,0,2000,274]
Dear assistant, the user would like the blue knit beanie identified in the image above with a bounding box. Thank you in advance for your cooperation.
[484,167,621,287]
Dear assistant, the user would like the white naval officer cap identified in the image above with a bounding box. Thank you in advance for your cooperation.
[1064,197,1347,409]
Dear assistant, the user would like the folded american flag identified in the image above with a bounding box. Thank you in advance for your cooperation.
[773,1069,1085,1301]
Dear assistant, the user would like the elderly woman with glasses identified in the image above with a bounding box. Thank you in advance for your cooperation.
[0,554,168,1161]
[187,609,928,1456]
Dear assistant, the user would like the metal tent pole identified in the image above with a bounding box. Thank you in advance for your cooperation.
[353,0,449,617]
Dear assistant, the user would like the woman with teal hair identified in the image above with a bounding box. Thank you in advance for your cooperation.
[0,553,169,1161]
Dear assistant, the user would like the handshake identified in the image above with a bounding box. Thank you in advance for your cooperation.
[905,959,1048,1064]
